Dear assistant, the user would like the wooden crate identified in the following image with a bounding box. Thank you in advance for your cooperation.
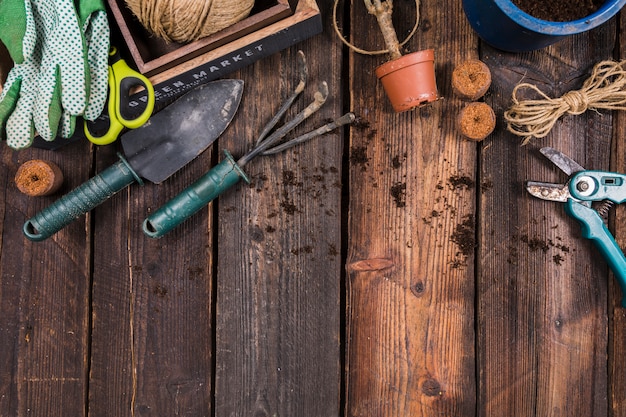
[108,0,295,77]
[108,0,322,103]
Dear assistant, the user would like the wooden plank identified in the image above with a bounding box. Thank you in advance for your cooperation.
[345,0,477,415]
[610,11,626,417]
[213,7,344,415]
[478,25,615,416]
[88,140,215,414]
[0,141,93,417]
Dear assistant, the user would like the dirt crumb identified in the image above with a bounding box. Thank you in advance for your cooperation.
[449,175,475,190]
[350,146,369,168]
[520,234,549,252]
[451,215,476,257]
[390,182,407,208]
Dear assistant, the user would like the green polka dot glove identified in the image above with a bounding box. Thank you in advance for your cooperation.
[53,0,110,138]
[0,0,40,149]
[0,0,109,149]
[76,0,110,122]
[33,0,107,142]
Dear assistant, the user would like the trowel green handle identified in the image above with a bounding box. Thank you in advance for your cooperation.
[143,150,249,239]
[566,199,626,307]
[23,154,143,242]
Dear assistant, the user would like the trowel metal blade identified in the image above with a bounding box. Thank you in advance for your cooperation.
[121,79,244,184]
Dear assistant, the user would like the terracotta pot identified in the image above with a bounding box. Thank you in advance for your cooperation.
[375,49,439,113]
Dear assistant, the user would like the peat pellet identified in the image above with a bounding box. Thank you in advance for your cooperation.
[457,102,496,141]
[15,160,64,197]
[452,59,492,101]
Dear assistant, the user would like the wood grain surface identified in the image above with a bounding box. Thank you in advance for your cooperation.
[0,0,625,416]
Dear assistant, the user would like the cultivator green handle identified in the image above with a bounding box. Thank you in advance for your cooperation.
[23,154,142,241]
[142,150,249,238]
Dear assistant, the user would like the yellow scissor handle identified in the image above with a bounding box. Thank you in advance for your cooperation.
[85,47,155,145]
[109,57,155,129]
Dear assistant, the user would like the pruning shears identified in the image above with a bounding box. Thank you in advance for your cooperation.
[84,47,155,145]
[526,147,626,307]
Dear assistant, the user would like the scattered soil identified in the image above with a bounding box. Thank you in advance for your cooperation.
[448,175,475,190]
[291,246,313,255]
[280,199,298,215]
[451,214,476,257]
[509,233,572,265]
[153,285,168,298]
[350,146,369,168]
[392,153,406,169]
[390,182,407,208]
[282,170,301,186]
[512,0,604,21]
[520,234,550,252]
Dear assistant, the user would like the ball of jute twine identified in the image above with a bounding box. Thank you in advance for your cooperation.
[125,0,255,43]
[504,60,626,145]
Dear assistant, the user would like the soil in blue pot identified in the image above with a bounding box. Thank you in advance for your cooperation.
[512,0,604,21]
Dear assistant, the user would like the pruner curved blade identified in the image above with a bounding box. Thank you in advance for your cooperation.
[526,147,588,205]
[525,181,574,203]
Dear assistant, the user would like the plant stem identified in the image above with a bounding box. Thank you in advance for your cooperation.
[363,0,402,59]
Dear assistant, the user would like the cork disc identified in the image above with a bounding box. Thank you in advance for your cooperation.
[458,102,496,141]
[452,59,492,101]
[15,160,64,197]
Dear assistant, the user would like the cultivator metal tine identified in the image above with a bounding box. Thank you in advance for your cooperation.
[262,112,356,155]
[255,50,308,146]
[238,81,329,166]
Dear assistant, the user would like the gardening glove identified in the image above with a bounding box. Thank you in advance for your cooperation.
[0,0,40,148]
[32,0,92,143]
[75,0,110,122]
[49,0,110,139]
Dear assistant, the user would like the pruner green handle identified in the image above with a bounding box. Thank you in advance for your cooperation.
[142,150,249,239]
[566,199,626,307]
[23,154,142,242]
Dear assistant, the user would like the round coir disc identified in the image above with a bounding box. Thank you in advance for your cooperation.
[452,59,492,101]
[15,160,64,197]
[457,102,496,141]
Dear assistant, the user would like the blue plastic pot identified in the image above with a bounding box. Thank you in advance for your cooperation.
[462,0,626,52]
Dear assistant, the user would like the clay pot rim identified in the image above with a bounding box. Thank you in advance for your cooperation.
[495,0,626,33]
[375,49,435,79]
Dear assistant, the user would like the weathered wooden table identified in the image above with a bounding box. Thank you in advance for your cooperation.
[2,1,625,416]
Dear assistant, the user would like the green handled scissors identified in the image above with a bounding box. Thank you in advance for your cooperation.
[84,47,155,145]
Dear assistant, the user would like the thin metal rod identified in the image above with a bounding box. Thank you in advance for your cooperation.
[255,51,308,145]
[238,81,329,166]
[261,112,356,155]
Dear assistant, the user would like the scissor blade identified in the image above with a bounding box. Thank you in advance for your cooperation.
[540,147,585,176]
[121,79,244,184]
[526,181,572,202]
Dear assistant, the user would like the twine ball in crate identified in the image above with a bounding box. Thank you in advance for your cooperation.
[124,0,255,43]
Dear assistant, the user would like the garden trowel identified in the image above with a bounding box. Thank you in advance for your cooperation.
[23,79,244,241]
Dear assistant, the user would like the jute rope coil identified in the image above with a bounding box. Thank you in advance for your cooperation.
[332,0,420,58]
[124,0,255,43]
[504,60,626,145]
